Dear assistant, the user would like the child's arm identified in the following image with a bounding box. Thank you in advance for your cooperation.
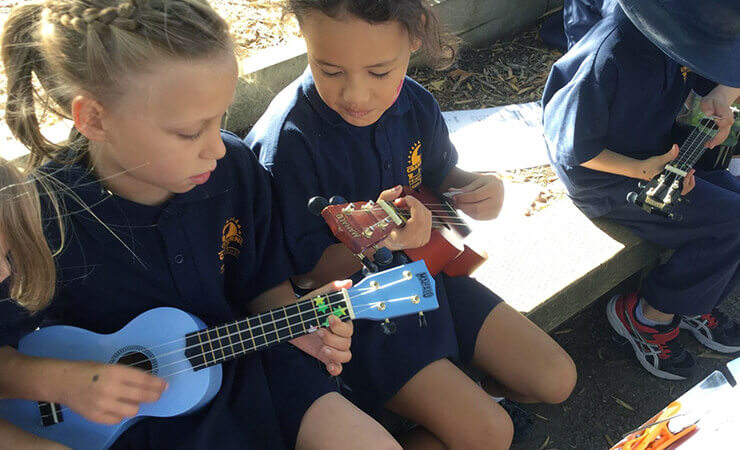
[438,167,505,221]
[581,145,696,195]
[248,280,354,376]
[0,346,167,425]
[0,418,70,449]
[702,84,740,148]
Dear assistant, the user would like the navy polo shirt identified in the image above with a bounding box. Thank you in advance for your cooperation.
[563,0,618,49]
[543,7,709,217]
[247,70,458,273]
[0,132,295,449]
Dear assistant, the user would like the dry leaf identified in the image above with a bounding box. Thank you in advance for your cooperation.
[612,396,635,411]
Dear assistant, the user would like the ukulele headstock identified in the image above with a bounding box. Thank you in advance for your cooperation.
[627,171,684,219]
[347,261,438,321]
[320,199,404,253]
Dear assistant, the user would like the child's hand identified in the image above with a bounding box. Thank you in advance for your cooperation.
[701,87,736,148]
[376,186,432,251]
[290,280,354,376]
[58,361,167,425]
[636,145,696,194]
[447,174,504,220]
[636,145,679,181]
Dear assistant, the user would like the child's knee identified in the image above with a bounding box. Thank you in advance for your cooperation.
[453,403,514,450]
[539,352,577,404]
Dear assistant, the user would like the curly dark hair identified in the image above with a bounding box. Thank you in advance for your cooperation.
[284,0,458,70]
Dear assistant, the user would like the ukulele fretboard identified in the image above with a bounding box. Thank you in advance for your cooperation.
[184,293,351,370]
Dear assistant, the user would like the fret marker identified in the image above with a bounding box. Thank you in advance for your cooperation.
[308,325,318,333]
[332,306,347,318]
[313,296,328,314]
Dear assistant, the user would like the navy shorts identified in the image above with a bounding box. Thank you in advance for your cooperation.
[339,272,459,418]
[263,344,339,449]
[443,274,505,363]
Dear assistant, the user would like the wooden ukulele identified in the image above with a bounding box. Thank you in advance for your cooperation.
[0,262,437,450]
[312,186,488,277]
[627,117,719,220]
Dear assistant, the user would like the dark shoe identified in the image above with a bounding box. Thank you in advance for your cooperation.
[680,309,740,353]
[498,399,533,444]
[607,293,695,380]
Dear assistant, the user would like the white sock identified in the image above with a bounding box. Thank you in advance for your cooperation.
[635,299,672,326]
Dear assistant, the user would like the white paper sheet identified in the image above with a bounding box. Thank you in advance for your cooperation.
[442,101,550,172]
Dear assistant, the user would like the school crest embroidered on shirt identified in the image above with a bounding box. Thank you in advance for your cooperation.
[219,217,243,272]
[680,66,690,81]
[406,140,422,189]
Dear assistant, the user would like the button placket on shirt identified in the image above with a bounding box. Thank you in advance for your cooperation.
[158,209,202,307]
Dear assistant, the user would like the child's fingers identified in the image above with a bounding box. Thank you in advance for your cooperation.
[116,383,164,404]
[118,366,168,393]
[377,185,403,202]
[327,314,353,338]
[320,345,352,364]
[317,328,352,351]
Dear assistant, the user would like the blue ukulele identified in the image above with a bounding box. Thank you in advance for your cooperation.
[0,261,438,449]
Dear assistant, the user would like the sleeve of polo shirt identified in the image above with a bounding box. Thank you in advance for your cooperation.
[261,129,337,276]
[0,283,44,349]
[423,101,459,190]
[543,77,612,167]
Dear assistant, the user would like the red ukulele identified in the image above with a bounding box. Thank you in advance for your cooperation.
[312,186,488,276]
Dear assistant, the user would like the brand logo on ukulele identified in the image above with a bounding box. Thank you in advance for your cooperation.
[219,218,243,272]
[416,272,434,298]
[335,213,362,238]
[406,140,422,189]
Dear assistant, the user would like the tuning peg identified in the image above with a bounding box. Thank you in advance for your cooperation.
[418,312,428,328]
[669,212,683,221]
[381,319,397,335]
[626,192,638,205]
[373,246,393,266]
[307,196,329,216]
[677,197,690,205]
[329,195,347,205]
[637,181,647,189]
[358,254,378,273]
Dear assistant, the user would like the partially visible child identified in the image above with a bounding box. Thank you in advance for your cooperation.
[247,1,577,448]
[0,1,401,449]
[563,0,618,49]
[543,0,740,380]
[0,158,68,449]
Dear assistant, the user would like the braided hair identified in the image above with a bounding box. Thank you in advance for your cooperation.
[2,0,233,167]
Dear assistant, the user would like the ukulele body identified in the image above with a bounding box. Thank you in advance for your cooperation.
[401,186,488,277]
[0,308,221,450]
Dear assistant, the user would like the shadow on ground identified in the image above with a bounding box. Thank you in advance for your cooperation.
[513,287,740,449]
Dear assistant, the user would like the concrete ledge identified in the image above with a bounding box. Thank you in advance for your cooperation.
[464,184,665,333]
[226,0,563,131]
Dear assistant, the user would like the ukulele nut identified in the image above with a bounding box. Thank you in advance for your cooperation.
[370,281,380,290]
[411,295,420,304]
[403,271,412,280]
[376,302,387,311]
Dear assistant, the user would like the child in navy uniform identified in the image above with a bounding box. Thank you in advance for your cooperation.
[543,0,740,380]
[563,0,618,49]
[0,1,401,449]
[0,159,69,449]
[247,1,577,448]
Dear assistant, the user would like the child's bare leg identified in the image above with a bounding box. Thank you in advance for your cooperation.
[397,427,448,450]
[473,303,577,404]
[296,392,401,450]
[385,359,514,450]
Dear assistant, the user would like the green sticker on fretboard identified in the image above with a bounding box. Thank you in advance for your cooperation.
[332,306,347,318]
[314,296,328,314]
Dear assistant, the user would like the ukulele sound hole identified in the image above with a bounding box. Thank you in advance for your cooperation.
[117,351,153,373]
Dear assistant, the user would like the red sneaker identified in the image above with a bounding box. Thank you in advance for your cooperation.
[607,293,695,380]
